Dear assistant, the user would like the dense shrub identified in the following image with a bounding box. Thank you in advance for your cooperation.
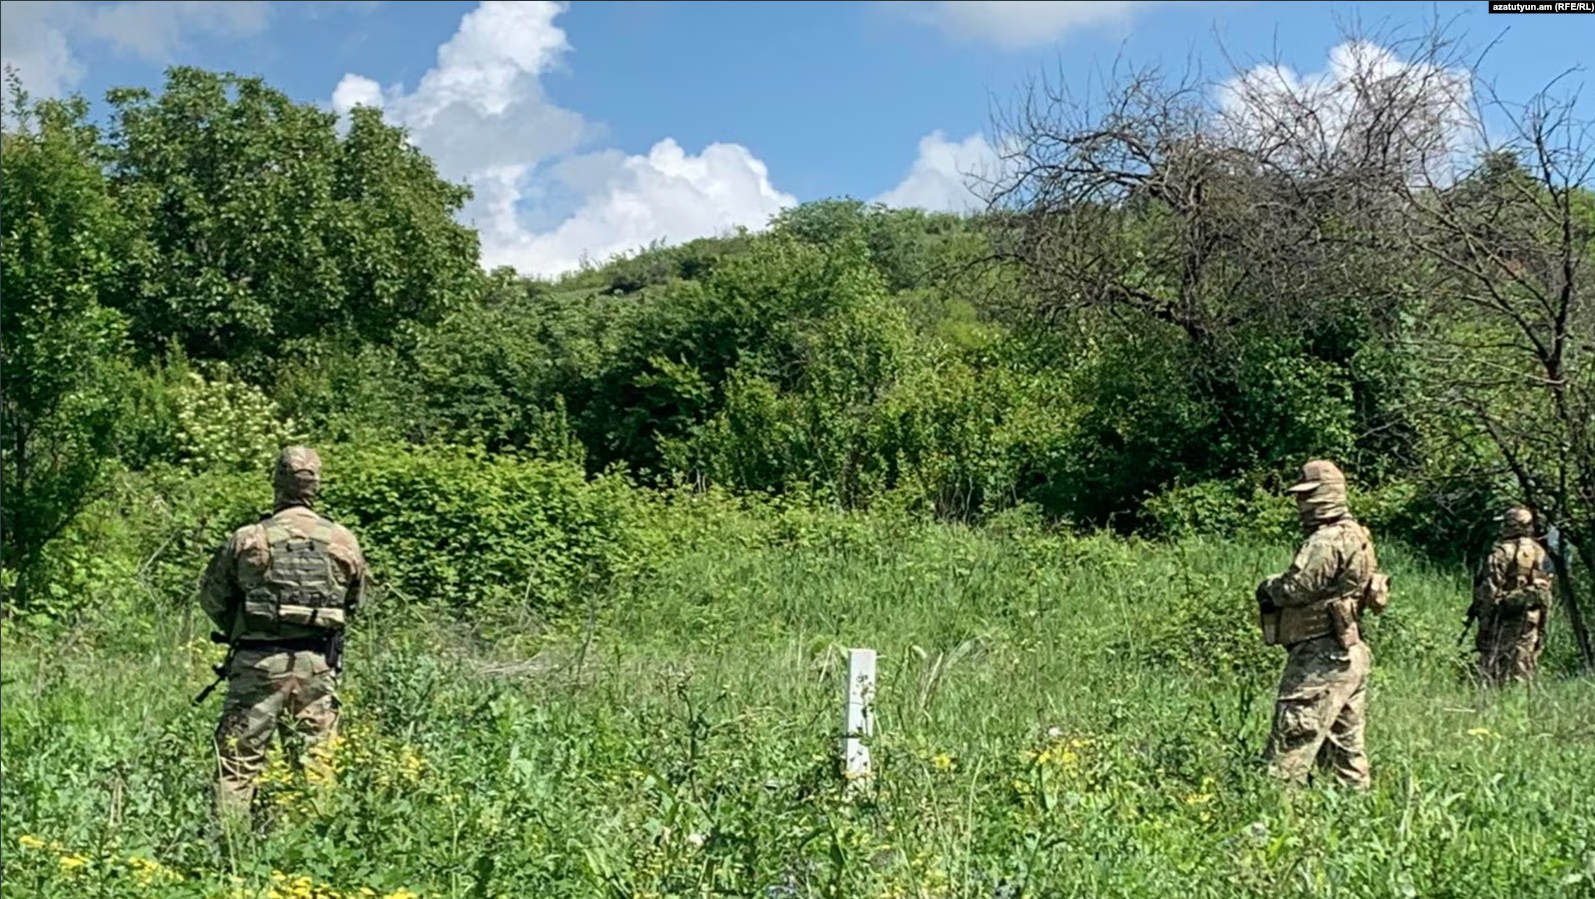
[318,445,654,620]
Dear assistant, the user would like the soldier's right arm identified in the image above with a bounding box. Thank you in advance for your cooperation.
[1266,532,1342,608]
[198,530,242,633]
[1475,542,1512,608]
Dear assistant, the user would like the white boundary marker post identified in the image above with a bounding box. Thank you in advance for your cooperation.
[843,647,877,785]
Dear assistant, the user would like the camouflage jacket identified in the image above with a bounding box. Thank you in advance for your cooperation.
[1263,518,1375,609]
[1473,536,1552,616]
[200,504,369,644]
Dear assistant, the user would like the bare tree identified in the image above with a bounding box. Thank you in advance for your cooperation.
[973,16,1483,342]
[1397,81,1594,671]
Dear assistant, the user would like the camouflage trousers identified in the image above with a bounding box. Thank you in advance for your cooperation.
[213,647,341,821]
[1477,611,1545,686]
[1264,635,1372,790]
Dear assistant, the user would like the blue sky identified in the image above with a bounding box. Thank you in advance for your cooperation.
[2,1,1589,277]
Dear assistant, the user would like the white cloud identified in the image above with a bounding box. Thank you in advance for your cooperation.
[489,139,796,275]
[1214,39,1479,183]
[330,72,383,116]
[0,1,276,98]
[893,1,1154,50]
[84,1,273,63]
[872,130,999,214]
[333,0,795,279]
[0,1,83,97]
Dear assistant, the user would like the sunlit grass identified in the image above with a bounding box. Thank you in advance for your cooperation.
[3,517,1592,897]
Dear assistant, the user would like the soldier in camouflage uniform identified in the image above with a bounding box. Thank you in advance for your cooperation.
[199,446,369,822]
[1470,505,1555,687]
[1255,460,1389,790]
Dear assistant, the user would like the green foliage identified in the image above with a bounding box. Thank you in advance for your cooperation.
[265,338,428,447]
[4,509,1592,897]
[588,232,757,295]
[771,198,986,293]
[0,77,135,607]
[7,49,1595,899]
[1143,481,1297,545]
[405,287,588,462]
[102,68,482,376]
[1111,537,1281,681]
[171,363,303,473]
[1047,325,1219,527]
[7,59,1592,638]
[316,445,653,622]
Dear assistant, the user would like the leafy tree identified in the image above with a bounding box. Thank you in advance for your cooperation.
[101,67,483,377]
[976,20,1474,528]
[0,71,134,603]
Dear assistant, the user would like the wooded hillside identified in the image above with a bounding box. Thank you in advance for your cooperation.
[2,23,1591,664]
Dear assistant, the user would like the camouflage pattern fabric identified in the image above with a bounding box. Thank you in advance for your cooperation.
[1477,612,1544,686]
[1257,460,1376,790]
[1263,635,1372,789]
[200,505,367,644]
[197,446,369,822]
[213,647,340,819]
[1473,506,1553,687]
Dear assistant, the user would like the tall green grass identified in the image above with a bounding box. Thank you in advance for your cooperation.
[3,512,1592,898]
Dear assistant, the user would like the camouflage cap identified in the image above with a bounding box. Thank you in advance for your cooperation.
[1496,505,1534,527]
[274,445,322,480]
[1284,459,1345,494]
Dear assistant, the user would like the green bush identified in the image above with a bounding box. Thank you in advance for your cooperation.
[1142,480,1296,545]
[318,444,654,621]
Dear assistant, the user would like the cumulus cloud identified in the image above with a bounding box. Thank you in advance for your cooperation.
[872,131,1000,214]
[1214,39,1479,182]
[330,72,384,122]
[0,0,276,97]
[892,0,1155,50]
[491,139,798,275]
[332,0,796,278]
[0,1,84,97]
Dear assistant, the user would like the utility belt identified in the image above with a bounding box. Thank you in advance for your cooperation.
[1485,603,1545,625]
[232,633,337,655]
[1495,585,1550,613]
[193,630,345,706]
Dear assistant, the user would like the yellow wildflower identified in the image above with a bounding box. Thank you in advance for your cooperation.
[59,853,89,872]
[128,854,182,886]
[1184,776,1217,805]
[18,834,45,850]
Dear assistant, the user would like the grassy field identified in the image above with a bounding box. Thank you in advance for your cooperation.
[3,511,1592,899]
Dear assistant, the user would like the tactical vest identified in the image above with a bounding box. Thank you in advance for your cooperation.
[1275,520,1376,647]
[240,511,349,633]
[1494,537,1551,613]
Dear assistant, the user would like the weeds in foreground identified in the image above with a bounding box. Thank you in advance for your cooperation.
[3,524,1592,898]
